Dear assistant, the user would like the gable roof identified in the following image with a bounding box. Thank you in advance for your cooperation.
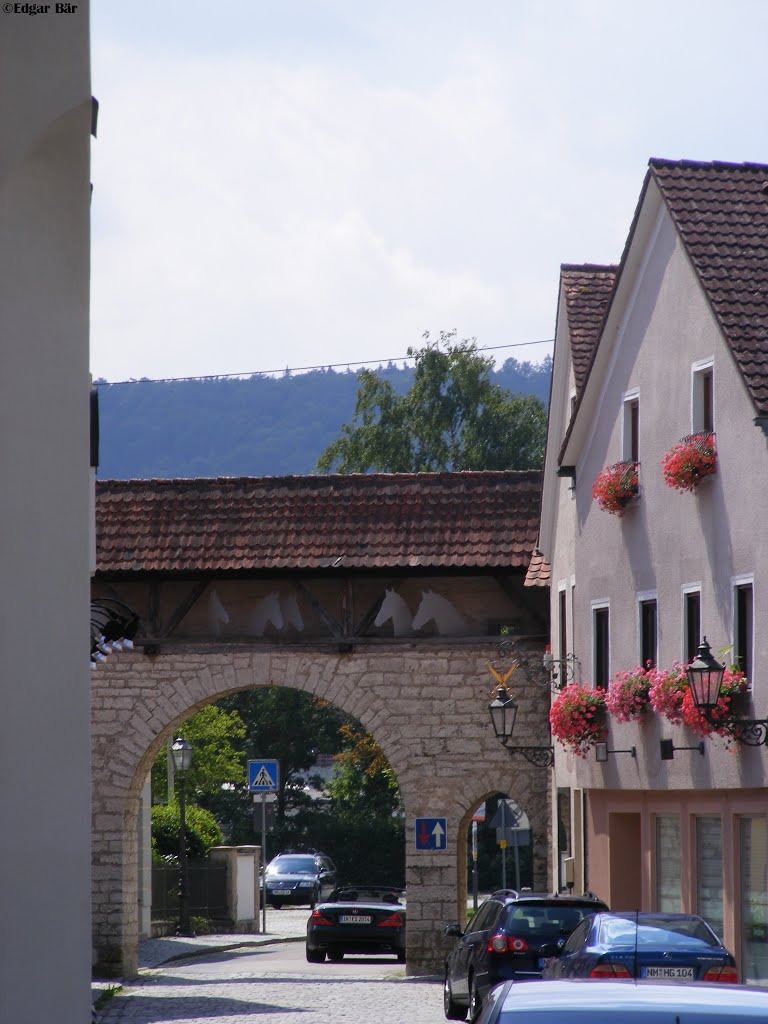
[650,158,768,418]
[558,158,768,465]
[95,472,543,574]
[561,263,618,396]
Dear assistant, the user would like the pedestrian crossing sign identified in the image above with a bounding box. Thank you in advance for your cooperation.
[248,759,279,792]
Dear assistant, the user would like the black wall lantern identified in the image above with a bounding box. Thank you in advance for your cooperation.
[488,684,554,768]
[685,636,768,747]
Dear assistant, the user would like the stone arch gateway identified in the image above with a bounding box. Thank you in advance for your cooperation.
[91,472,551,976]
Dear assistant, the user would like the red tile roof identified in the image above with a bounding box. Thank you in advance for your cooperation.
[523,548,550,587]
[650,159,768,417]
[95,472,543,574]
[561,264,618,395]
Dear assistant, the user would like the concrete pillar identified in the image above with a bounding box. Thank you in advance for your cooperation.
[210,846,262,931]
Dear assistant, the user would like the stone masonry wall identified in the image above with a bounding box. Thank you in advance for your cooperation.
[91,643,551,977]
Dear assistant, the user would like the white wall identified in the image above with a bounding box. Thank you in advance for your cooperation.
[0,9,92,1022]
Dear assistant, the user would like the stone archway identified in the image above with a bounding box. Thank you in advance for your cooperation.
[91,643,550,977]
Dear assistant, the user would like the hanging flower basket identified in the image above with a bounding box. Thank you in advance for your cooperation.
[605,666,652,722]
[661,432,717,492]
[592,461,640,516]
[648,664,688,726]
[681,668,749,738]
[549,683,607,758]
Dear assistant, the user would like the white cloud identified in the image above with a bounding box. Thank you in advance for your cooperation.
[91,1,768,380]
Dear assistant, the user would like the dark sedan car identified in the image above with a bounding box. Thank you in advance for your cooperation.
[474,980,768,1024]
[443,890,608,1021]
[262,852,337,908]
[306,885,406,963]
[541,911,739,983]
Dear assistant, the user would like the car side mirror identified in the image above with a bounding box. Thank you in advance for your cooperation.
[444,923,463,938]
[538,942,562,958]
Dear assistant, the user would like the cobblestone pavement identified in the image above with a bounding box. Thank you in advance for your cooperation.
[94,911,446,1023]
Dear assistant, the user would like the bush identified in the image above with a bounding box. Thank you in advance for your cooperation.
[152,801,224,861]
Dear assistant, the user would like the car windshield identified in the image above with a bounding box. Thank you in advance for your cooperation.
[504,904,599,936]
[598,915,719,948]
[266,857,316,875]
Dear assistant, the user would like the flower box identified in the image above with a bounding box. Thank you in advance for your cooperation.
[648,664,688,726]
[605,666,652,722]
[549,683,607,758]
[661,432,717,492]
[592,461,639,516]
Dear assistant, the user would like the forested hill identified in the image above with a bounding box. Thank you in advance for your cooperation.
[96,356,551,479]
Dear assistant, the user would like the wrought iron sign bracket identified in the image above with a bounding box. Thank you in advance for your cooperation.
[502,743,555,768]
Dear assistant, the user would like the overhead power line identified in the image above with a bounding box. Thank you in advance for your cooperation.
[94,338,553,387]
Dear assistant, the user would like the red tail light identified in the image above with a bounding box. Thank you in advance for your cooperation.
[487,934,528,953]
[589,962,632,978]
[310,910,334,926]
[702,965,739,983]
[377,913,404,928]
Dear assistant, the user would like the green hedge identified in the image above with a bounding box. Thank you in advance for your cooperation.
[152,802,224,862]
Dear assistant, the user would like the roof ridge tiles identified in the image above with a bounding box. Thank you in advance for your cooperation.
[649,156,768,173]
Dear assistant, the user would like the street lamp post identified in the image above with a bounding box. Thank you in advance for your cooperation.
[171,736,194,936]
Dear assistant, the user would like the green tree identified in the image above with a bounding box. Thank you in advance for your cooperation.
[151,802,224,861]
[317,332,546,472]
[151,703,247,805]
[328,722,402,820]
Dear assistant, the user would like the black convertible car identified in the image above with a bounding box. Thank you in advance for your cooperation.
[306,885,406,963]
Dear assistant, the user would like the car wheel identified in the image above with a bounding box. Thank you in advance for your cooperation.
[443,972,467,1021]
[396,949,406,964]
[327,950,344,962]
[305,946,326,963]
[468,977,482,1023]
[271,900,283,910]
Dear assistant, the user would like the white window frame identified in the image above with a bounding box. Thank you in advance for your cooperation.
[637,589,658,669]
[732,573,754,689]
[622,387,640,464]
[681,583,702,663]
[557,581,568,662]
[691,358,714,434]
[591,599,610,689]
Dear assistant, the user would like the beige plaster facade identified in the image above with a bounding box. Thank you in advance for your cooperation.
[541,167,768,981]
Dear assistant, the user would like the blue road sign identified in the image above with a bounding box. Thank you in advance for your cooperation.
[415,817,447,850]
[248,759,279,792]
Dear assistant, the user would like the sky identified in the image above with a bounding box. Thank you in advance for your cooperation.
[90,0,768,383]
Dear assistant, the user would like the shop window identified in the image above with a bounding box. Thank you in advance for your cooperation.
[734,582,753,682]
[684,589,701,664]
[557,788,572,893]
[593,604,609,689]
[740,816,768,984]
[696,816,723,940]
[655,816,681,912]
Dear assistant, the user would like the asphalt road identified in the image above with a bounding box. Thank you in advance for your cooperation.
[97,940,447,1023]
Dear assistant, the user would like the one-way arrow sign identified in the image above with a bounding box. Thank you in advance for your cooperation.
[415,817,447,850]
[248,759,279,792]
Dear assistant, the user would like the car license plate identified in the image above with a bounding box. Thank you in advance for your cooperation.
[642,966,695,980]
[339,915,372,924]
[273,889,292,896]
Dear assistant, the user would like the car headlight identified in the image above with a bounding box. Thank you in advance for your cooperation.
[299,880,315,887]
